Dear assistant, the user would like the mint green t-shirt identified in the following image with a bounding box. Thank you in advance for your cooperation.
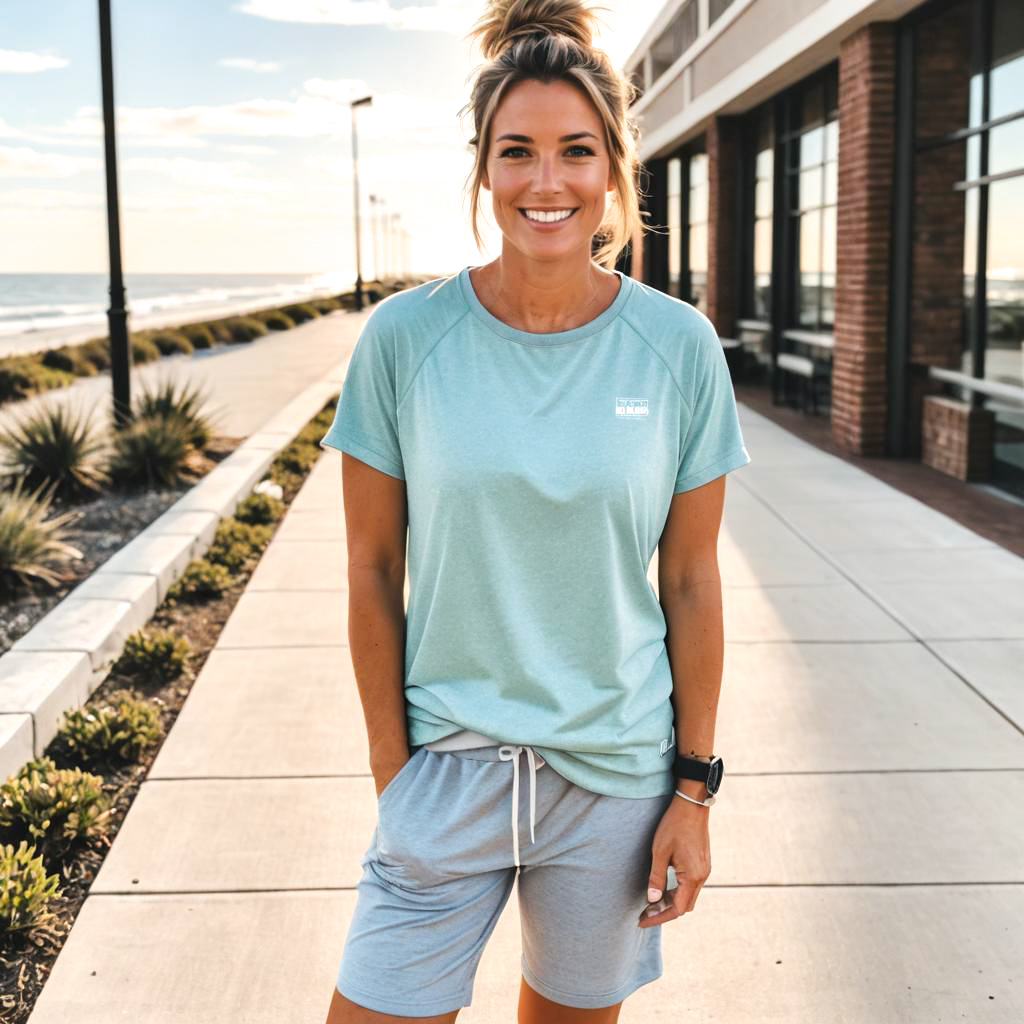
[319,266,751,798]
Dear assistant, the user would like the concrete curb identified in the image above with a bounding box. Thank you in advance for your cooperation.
[0,364,346,782]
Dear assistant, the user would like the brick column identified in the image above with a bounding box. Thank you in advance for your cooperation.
[833,22,896,456]
[706,114,742,337]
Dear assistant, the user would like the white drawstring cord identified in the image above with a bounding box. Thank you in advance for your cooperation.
[497,744,544,867]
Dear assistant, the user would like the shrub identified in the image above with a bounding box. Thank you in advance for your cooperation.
[58,689,163,766]
[206,518,272,571]
[0,397,110,503]
[223,316,268,343]
[311,297,341,314]
[132,376,217,450]
[0,478,83,597]
[130,335,161,364]
[253,310,295,331]
[114,627,190,683]
[274,439,318,475]
[166,558,234,602]
[40,345,97,377]
[0,841,61,935]
[107,412,197,490]
[150,330,194,357]
[180,323,214,349]
[281,302,320,324]
[78,337,112,371]
[0,356,73,404]
[0,757,112,851]
[234,491,284,526]
[206,320,234,344]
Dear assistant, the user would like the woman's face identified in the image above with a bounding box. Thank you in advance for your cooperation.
[481,77,614,262]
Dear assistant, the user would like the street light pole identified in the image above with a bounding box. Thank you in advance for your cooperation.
[98,0,131,428]
[349,94,372,311]
[368,193,379,282]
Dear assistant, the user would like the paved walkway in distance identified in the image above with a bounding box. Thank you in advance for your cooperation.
[25,388,1024,1021]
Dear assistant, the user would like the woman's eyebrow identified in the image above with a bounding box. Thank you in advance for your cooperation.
[495,132,598,143]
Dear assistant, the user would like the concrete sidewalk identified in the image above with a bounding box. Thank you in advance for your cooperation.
[26,400,1024,1022]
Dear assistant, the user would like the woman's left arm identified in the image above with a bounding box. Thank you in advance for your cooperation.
[639,473,728,928]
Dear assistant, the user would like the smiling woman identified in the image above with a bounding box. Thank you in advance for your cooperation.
[322,1,751,1022]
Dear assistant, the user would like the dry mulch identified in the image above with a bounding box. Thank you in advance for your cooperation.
[0,439,317,1024]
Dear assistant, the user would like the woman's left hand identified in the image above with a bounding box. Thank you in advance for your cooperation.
[637,792,711,927]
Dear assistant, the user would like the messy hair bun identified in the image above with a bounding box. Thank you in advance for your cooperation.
[459,0,645,272]
[468,0,610,61]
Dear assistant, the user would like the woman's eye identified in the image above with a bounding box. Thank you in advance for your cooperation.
[498,145,595,158]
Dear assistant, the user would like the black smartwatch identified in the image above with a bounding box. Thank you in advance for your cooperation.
[673,753,724,796]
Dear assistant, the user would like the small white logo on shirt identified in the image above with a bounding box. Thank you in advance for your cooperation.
[615,397,648,418]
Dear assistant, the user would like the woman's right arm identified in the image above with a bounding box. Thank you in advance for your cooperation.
[341,451,410,797]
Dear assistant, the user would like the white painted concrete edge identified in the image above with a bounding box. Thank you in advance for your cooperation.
[0,363,347,782]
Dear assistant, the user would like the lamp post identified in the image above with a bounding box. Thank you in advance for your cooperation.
[98,0,131,427]
[349,94,372,311]
[368,193,379,283]
[391,211,401,282]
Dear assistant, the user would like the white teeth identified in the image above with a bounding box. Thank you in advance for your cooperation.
[523,208,574,223]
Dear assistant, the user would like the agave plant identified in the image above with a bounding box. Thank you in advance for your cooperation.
[0,397,110,503]
[0,477,83,596]
[132,374,222,450]
[107,412,198,490]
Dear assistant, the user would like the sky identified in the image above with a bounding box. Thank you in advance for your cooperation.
[0,0,661,277]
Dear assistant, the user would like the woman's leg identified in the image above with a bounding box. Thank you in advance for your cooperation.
[326,986,460,1023]
[518,975,623,1024]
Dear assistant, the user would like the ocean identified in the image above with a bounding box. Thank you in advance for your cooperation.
[0,270,358,358]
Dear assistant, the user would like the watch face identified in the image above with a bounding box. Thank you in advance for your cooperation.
[707,757,723,794]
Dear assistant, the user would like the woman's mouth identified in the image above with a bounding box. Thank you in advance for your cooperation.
[518,207,580,229]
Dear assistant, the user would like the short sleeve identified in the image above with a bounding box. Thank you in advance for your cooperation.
[674,316,751,493]
[319,311,405,480]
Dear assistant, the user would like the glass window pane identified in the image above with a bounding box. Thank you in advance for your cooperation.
[988,117,1024,178]
[689,181,708,223]
[823,160,837,206]
[960,186,979,377]
[755,178,773,218]
[668,157,681,197]
[799,210,822,275]
[668,192,681,298]
[689,221,707,275]
[824,120,838,162]
[754,217,772,277]
[799,167,823,211]
[800,125,824,169]
[985,175,1024,390]
[689,152,708,188]
[991,0,1024,122]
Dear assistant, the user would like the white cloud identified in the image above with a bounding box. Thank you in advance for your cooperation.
[0,49,70,74]
[220,57,282,73]
[122,155,289,192]
[0,187,101,210]
[0,145,100,178]
[219,143,278,155]
[233,0,475,32]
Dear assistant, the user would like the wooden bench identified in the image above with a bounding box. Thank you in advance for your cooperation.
[774,351,829,413]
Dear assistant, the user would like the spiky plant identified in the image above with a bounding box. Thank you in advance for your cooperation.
[0,398,110,503]
[107,413,197,490]
[132,375,220,450]
[0,477,83,596]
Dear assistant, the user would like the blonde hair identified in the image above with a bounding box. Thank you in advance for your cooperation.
[458,0,644,271]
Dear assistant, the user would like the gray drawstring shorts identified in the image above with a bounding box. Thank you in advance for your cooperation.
[336,743,677,1016]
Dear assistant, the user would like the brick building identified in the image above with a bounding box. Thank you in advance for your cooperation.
[618,0,1023,501]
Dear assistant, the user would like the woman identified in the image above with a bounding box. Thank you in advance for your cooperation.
[322,1,750,1021]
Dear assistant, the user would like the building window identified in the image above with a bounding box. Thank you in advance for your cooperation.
[650,1,699,82]
[709,0,736,25]
[743,101,775,322]
[667,157,682,298]
[688,151,709,312]
[912,0,1024,492]
[784,72,838,333]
